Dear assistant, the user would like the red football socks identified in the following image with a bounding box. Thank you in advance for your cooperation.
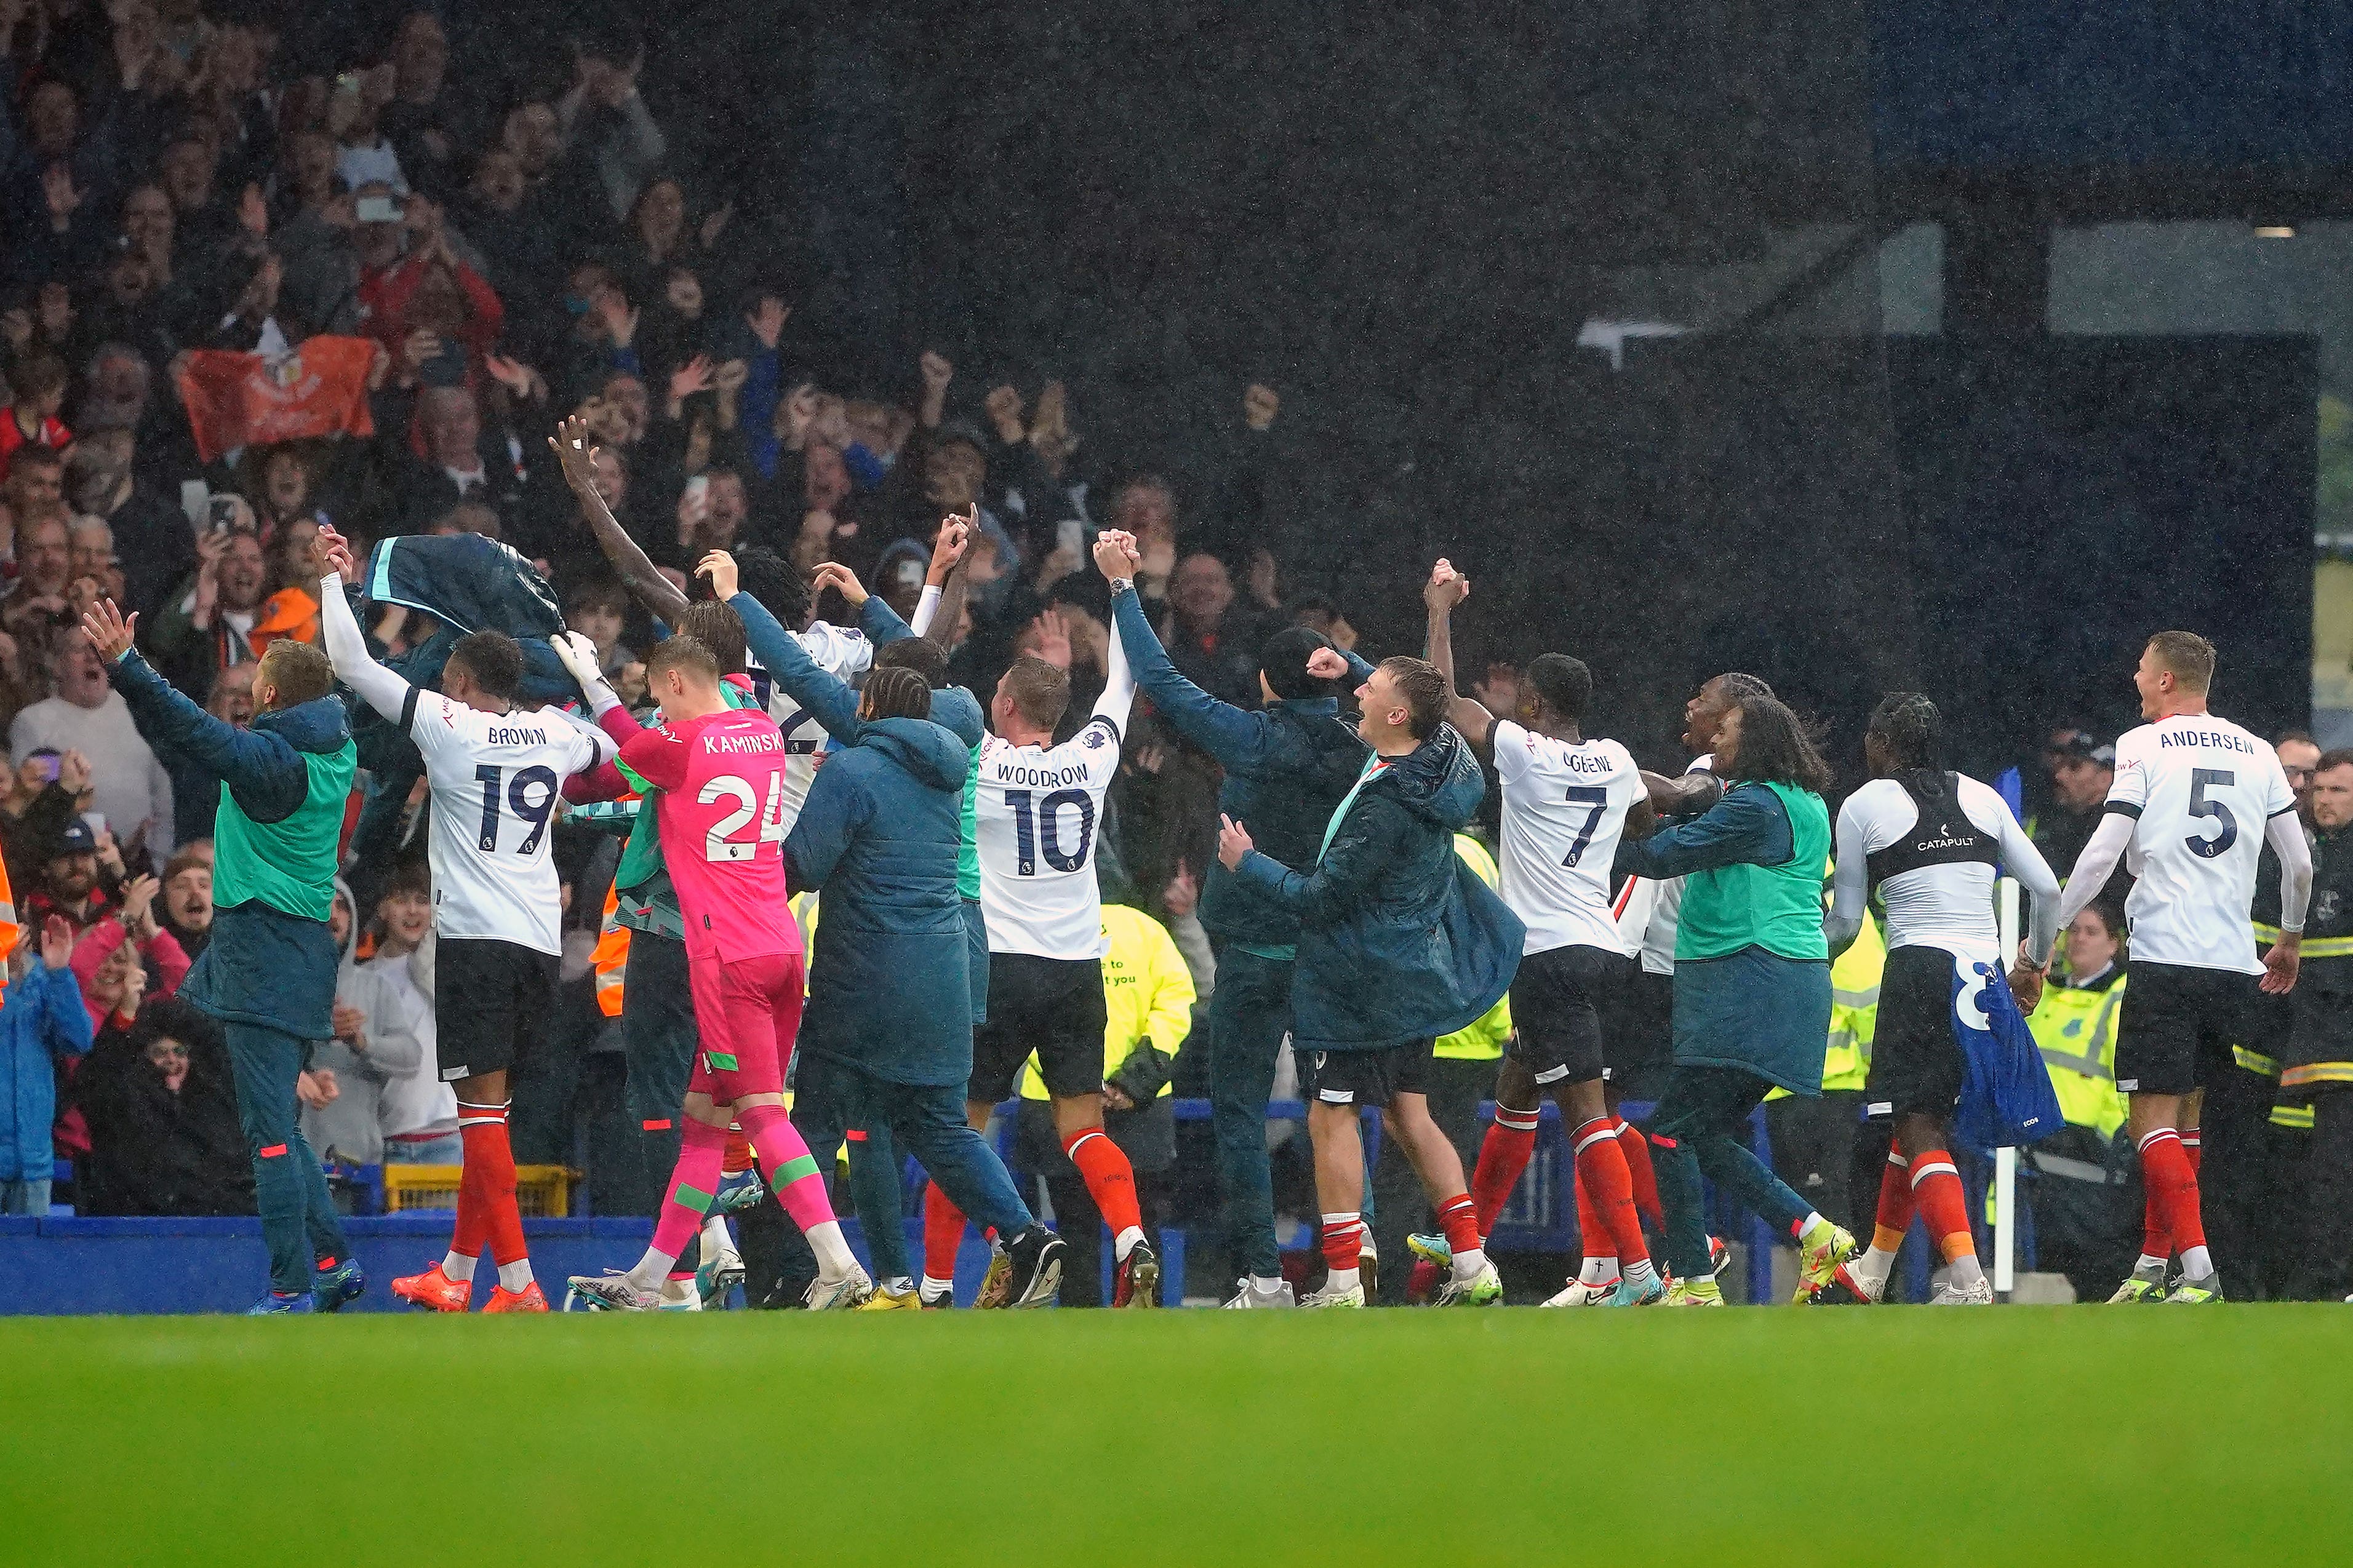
[2140,1128,2206,1254]
[1907,1148,1974,1266]
[1872,1148,1916,1254]
[1062,1127,1143,1238]
[1320,1212,1365,1272]
[1470,1105,1540,1235]
[924,1182,968,1281]
[457,1101,524,1267]
[1572,1116,1648,1265]
[1436,1193,1481,1259]
[1615,1117,1663,1230]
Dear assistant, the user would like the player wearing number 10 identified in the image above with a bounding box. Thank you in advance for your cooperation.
[317,533,617,1311]
[948,530,1157,1304]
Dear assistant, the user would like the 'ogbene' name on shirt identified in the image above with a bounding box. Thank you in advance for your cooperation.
[704,731,784,755]
[2157,729,2257,754]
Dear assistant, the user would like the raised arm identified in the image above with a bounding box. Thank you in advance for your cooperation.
[1093,585,1136,733]
[702,551,861,743]
[80,599,307,813]
[316,536,416,723]
[1422,559,1490,753]
[551,412,692,624]
[805,559,918,648]
[912,512,975,655]
[1101,531,1281,770]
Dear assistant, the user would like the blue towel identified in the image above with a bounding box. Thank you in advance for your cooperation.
[1954,958,2064,1150]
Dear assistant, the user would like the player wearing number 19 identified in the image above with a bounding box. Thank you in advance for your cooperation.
[316,533,618,1313]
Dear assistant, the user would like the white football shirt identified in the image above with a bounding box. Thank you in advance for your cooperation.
[1493,720,1643,956]
[977,635,1134,960]
[1835,773,2050,963]
[1637,753,1714,974]
[2104,713,2294,974]
[407,688,602,955]
[745,619,873,831]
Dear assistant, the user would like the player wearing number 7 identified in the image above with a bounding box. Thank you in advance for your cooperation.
[314,528,618,1313]
[1419,560,1663,1305]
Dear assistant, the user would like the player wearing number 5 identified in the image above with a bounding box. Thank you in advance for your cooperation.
[315,528,617,1313]
[2055,632,2313,1304]
[961,529,1159,1303]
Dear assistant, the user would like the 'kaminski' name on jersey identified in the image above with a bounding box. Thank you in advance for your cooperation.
[2157,730,2258,753]
[705,733,783,755]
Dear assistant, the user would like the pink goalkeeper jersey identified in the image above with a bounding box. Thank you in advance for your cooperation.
[617,706,800,963]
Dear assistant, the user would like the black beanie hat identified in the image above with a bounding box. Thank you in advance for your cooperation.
[1261,624,1337,701]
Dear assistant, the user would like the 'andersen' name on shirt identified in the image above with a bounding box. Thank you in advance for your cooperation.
[2157,729,2257,754]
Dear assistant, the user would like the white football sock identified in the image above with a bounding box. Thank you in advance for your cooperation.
[441,1250,476,1284]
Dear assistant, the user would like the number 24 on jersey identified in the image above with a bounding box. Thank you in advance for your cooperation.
[701,771,789,862]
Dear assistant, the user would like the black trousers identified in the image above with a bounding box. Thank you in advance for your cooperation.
[2295,1092,2353,1300]
[2199,1061,2281,1294]
[1765,1089,1863,1233]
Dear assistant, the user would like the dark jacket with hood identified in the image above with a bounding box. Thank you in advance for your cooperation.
[733,588,977,1086]
[1232,724,1524,1052]
[72,997,252,1216]
[784,717,973,1088]
[108,651,350,1040]
[1112,584,1372,954]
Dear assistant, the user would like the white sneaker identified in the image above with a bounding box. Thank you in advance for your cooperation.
[1222,1276,1296,1308]
[804,1264,874,1311]
[1431,1258,1503,1307]
[1300,1279,1365,1308]
[1541,1277,1620,1307]
[567,1272,658,1311]
[1929,1276,1995,1306]
[656,1277,703,1312]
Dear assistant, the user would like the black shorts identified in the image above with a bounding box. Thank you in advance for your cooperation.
[1306,1037,1436,1108]
[1596,966,1674,1100]
[1508,944,1631,1086]
[436,936,559,1083]
[970,954,1106,1102]
[1863,944,1967,1121]
[2117,959,2259,1099]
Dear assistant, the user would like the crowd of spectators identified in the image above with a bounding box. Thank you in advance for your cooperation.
[0,2,1313,1229]
[0,6,2309,1310]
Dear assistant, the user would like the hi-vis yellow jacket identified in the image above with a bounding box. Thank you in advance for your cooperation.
[2026,977,2130,1142]
[1436,833,1512,1061]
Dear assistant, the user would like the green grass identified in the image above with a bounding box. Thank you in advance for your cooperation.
[6,1307,2353,1565]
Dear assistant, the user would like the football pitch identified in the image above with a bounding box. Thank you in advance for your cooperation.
[7,1307,2351,1565]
